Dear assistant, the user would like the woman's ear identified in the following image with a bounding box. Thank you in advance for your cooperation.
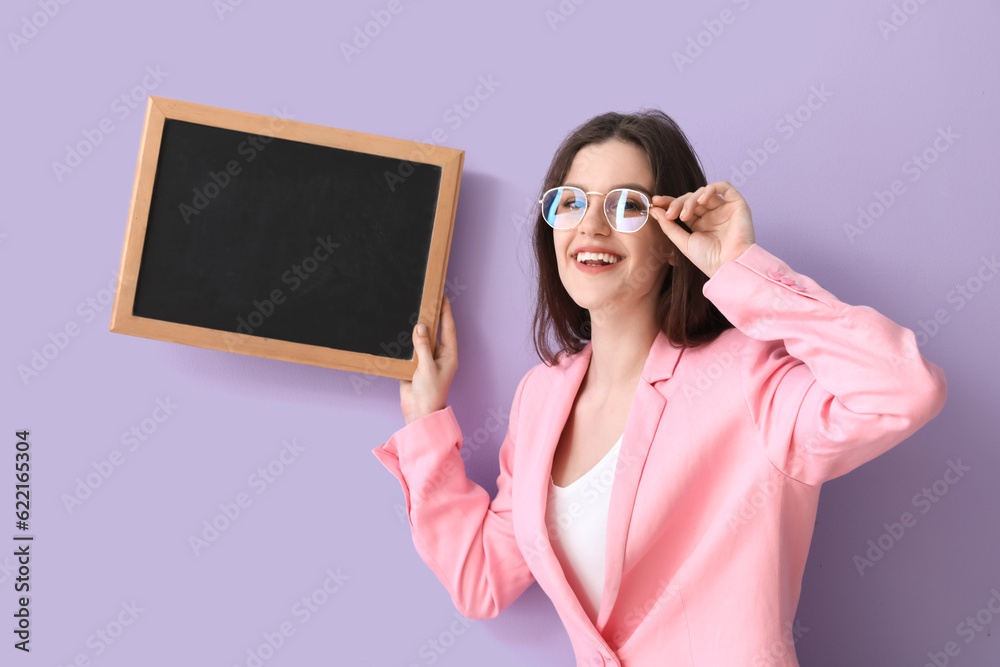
[662,242,680,267]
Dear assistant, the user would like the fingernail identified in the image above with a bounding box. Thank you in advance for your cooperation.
[416,323,427,336]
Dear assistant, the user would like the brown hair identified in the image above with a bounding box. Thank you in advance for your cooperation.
[531,109,735,366]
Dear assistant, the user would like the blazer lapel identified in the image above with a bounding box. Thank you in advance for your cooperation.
[521,330,685,635]
[596,330,683,631]
[521,344,593,631]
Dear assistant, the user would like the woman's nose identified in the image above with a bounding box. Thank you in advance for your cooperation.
[579,193,611,233]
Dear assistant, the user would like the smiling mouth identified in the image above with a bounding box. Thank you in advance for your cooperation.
[574,251,623,266]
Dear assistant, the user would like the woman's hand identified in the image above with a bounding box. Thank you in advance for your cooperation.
[400,295,458,425]
[649,180,756,279]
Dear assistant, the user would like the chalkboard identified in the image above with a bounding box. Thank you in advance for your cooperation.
[110,96,463,380]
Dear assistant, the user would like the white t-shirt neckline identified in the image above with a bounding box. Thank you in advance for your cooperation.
[550,433,623,490]
[545,433,624,624]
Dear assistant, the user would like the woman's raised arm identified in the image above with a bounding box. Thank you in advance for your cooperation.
[372,295,537,618]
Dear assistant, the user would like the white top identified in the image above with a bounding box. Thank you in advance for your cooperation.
[545,433,623,625]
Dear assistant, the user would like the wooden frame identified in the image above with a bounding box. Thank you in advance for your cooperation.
[110,96,464,380]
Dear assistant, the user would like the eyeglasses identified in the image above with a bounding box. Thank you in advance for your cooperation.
[539,186,652,233]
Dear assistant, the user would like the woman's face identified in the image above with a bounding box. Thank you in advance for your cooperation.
[552,139,676,317]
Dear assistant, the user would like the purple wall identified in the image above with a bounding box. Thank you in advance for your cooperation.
[3,1,997,665]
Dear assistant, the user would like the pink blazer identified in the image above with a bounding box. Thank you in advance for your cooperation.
[372,243,947,666]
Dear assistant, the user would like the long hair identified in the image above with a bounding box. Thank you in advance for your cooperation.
[531,109,735,366]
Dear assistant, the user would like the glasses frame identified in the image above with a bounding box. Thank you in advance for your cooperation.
[538,186,653,233]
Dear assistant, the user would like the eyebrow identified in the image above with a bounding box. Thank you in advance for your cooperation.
[564,182,654,197]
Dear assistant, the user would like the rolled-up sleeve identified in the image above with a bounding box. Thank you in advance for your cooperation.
[372,368,537,619]
[702,243,947,485]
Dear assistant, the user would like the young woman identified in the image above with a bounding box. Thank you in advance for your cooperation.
[372,110,947,666]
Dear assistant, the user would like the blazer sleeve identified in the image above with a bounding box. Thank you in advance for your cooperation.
[702,243,948,486]
[370,368,536,620]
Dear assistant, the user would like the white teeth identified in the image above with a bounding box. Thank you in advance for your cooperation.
[575,251,621,265]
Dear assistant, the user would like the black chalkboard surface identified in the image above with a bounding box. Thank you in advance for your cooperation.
[110,97,463,380]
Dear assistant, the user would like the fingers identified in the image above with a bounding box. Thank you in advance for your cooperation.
[696,182,732,212]
[412,295,457,372]
[437,295,457,366]
[412,318,434,372]
[648,206,691,254]
[683,187,706,220]
[653,192,702,223]
[695,181,744,210]
[652,181,735,223]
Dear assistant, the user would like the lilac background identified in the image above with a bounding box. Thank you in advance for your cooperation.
[2,0,998,665]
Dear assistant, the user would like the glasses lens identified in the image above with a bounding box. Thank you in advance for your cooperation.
[605,189,650,232]
[541,187,586,229]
